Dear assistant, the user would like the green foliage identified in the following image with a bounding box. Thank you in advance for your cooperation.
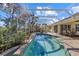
[0,27,25,53]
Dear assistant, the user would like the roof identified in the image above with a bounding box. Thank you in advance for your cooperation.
[52,13,79,25]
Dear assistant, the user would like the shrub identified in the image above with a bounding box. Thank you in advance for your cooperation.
[0,27,25,53]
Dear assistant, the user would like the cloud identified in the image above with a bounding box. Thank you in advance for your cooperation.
[35,6,44,16]
[45,11,58,16]
[35,6,79,24]
[35,6,58,16]
[36,6,42,9]
[61,17,65,19]
[35,6,58,24]
[52,18,59,22]
[71,6,79,14]
[44,7,58,16]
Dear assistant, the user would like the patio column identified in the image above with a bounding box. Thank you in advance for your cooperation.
[58,25,61,34]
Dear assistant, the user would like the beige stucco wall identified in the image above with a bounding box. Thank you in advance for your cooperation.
[52,19,79,35]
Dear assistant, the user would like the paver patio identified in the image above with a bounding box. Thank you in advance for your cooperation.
[52,33,79,56]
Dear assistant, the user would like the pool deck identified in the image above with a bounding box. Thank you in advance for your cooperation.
[51,33,79,56]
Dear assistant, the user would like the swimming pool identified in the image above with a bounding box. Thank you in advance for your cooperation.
[21,33,70,56]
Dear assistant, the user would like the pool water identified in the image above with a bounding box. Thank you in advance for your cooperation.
[21,33,70,56]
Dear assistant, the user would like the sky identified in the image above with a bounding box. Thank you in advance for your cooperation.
[0,3,79,26]
[21,3,79,24]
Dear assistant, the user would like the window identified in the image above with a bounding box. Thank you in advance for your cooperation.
[54,25,58,33]
[68,25,71,30]
[76,24,79,31]
[64,25,67,30]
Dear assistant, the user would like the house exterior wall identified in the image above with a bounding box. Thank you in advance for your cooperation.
[52,14,79,36]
